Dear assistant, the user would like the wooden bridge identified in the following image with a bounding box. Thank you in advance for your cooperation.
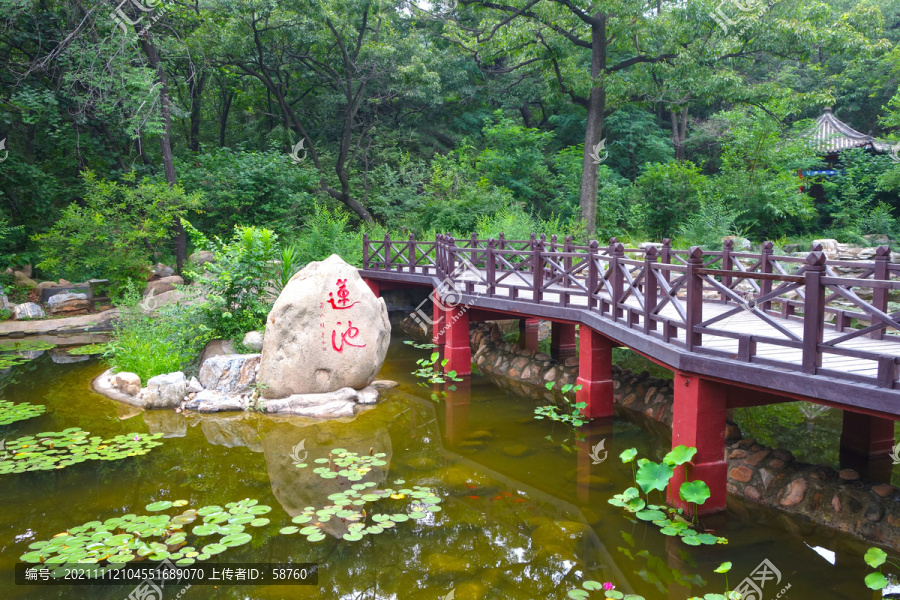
[359,233,900,514]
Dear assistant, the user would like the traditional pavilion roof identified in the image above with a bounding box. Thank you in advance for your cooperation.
[808,107,892,154]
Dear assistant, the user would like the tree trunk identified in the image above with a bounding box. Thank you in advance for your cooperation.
[219,88,233,148]
[140,35,187,274]
[188,69,206,153]
[579,13,607,235]
[670,106,688,161]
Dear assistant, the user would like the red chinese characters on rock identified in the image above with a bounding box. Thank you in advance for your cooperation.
[331,321,366,353]
[323,279,367,353]
[328,278,360,310]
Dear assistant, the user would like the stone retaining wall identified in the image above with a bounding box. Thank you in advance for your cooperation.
[399,316,900,550]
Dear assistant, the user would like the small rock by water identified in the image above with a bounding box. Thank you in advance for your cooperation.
[13,302,45,320]
[142,371,186,409]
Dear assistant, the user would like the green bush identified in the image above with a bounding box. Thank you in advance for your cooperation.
[293,203,363,267]
[191,225,278,342]
[33,171,201,291]
[632,161,706,240]
[104,282,212,381]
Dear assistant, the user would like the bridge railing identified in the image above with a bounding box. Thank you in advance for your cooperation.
[362,233,900,389]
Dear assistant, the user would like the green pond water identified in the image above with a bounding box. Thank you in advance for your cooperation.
[0,337,889,599]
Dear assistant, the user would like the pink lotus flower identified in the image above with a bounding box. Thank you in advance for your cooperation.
[603,582,615,591]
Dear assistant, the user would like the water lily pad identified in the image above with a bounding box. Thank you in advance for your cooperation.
[342,532,363,541]
[145,501,173,512]
[202,543,227,555]
[250,518,269,527]
[306,532,326,542]
[220,533,252,547]
[279,526,299,535]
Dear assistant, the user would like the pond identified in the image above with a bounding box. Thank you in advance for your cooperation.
[0,335,887,599]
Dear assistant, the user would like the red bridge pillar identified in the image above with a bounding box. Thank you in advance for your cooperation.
[444,305,471,376]
[840,411,895,482]
[550,322,577,361]
[669,372,728,515]
[364,278,380,297]
[519,318,540,353]
[575,327,614,418]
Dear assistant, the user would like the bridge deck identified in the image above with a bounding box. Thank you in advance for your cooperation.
[470,271,897,379]
[361,234,900,417]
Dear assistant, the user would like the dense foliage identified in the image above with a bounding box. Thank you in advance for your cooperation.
[0,0,899,277]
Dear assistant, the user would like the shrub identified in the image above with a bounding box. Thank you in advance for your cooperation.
[104,282,212,381]
[191,225,279,342]
[292,203,363,267]
[33,171,201,291]
[632,161,706,240]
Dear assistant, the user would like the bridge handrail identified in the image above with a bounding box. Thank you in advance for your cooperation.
[362,233,900,389]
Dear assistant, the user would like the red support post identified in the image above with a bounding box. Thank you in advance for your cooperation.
[839,411,896,482]
[669,372,728,515]
[364,278,380,298]
[519,318,540,353]
[576,327,614,418]
[444,305,471,376]
[550,321,577,361]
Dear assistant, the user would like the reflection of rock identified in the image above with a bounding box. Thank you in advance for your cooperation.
[117,402,143,421]
[49,348,90,363]
[199,414,263,452]
[258,254,390,398]
[142,410,187,438]
[260,417,393,540]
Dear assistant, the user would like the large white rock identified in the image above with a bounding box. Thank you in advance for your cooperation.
[13,302,45,320]
[258,255,390,398]
[199,354,260,394]
[143,371,186,409]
